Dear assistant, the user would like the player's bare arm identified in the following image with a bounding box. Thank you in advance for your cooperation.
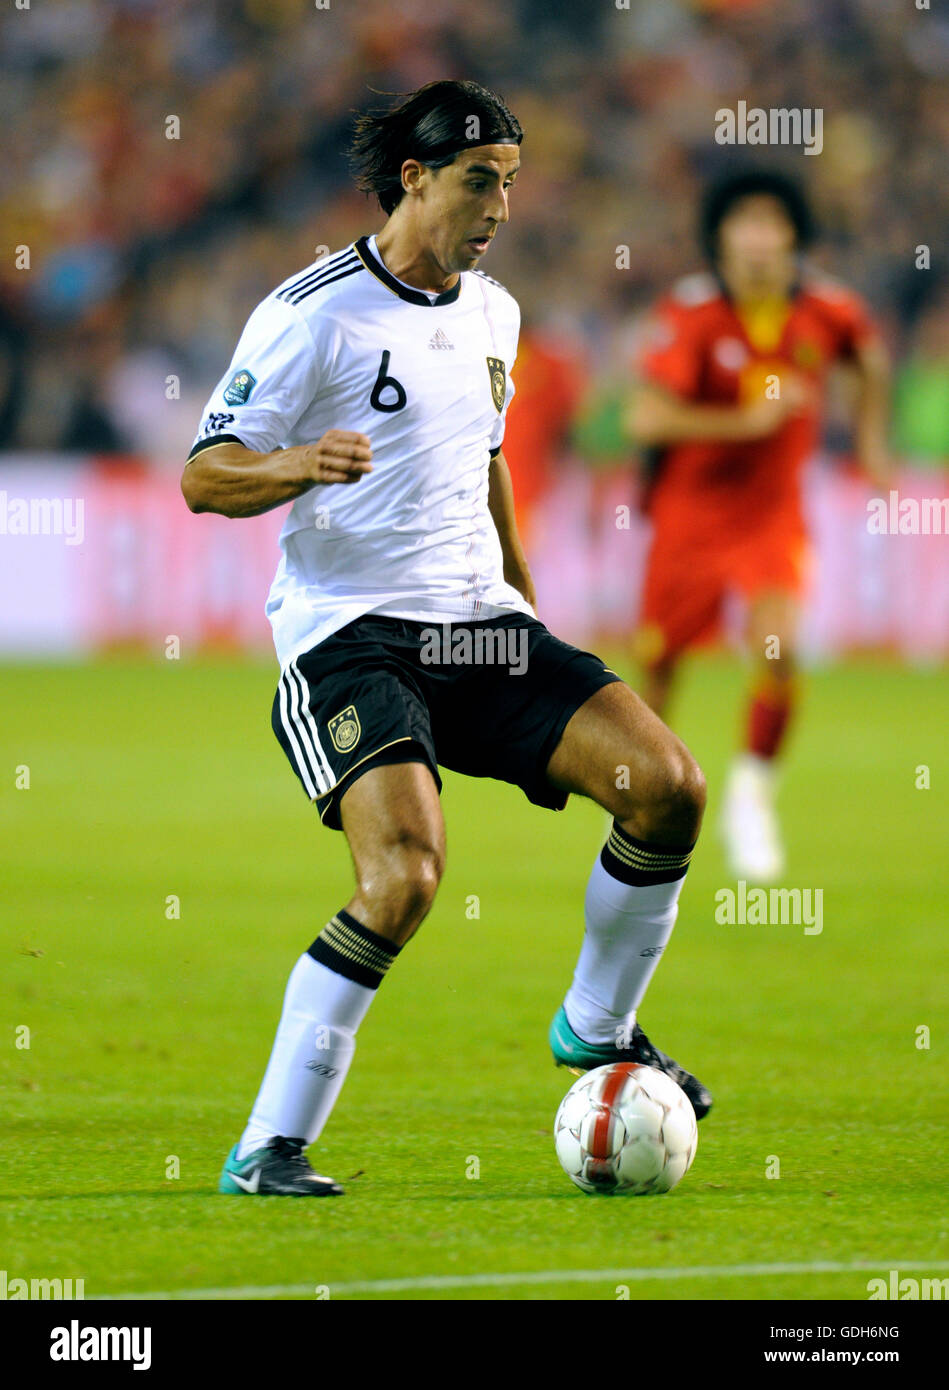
[626,378,809,448]
[180,431,373,518]
[850,336,892,487]
[487,448,536,609]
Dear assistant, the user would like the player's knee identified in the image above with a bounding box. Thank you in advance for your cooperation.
[627,743,706,844]
[657,746,706,839]
[760,653,796,680]
[360,838,444,939]
[400,846,443,918]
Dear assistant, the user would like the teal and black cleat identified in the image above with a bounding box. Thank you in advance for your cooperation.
[218,1136,343,1196]
[549,1004,713,1120]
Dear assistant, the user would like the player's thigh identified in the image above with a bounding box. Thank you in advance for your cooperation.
[339,759,446,906]
[745,587,801,667]
[545,681,705,831]
[636,537,725,669]
[735,523,809,666]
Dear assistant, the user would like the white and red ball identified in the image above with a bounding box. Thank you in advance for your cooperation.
[554,1062,697,1195]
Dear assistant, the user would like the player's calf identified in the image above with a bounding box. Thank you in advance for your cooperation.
[722,630,798,881]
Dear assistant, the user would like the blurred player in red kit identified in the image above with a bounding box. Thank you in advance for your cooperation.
[627,169,890,881]
[501,318,585,551]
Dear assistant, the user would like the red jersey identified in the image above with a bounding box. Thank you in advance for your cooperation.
[637,269,878,536]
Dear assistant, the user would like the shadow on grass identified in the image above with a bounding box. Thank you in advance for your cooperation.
[0,1186,588,1202]
[0,1188,224,1202]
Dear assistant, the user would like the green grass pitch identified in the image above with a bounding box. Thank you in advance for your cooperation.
[2,652,946,1301]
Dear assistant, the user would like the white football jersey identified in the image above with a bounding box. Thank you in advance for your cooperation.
[190,234,533,669]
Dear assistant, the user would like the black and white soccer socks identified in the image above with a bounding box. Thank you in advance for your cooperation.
[563,821,694,1047]
[307,908,400,990]
[238,828,695,1160]
[236,911,400,1160]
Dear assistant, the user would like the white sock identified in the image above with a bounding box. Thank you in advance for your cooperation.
[236,953,376,1159]
[563,826,693,1047]
[728,752,778,792]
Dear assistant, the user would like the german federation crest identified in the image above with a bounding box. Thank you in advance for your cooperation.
[486,357,506,413]
[328,705,361,754]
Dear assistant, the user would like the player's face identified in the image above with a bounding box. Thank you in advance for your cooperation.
[717,195,797,287]
[423,145,520,273]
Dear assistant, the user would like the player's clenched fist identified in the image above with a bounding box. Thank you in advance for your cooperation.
[738,373,815,439]
[294,431,373,485]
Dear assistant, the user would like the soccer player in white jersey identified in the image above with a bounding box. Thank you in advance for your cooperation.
[183,81,712,1197]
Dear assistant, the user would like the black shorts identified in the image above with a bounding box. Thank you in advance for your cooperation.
[272,613,622,830]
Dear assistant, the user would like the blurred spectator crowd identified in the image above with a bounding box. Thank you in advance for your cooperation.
[2,0,948,467]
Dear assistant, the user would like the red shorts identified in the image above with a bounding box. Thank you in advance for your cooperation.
[636,511,812,665]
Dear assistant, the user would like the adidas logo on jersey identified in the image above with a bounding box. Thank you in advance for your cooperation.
[428,328,454,350]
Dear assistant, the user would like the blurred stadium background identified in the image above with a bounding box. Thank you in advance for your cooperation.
[4,0,948,1307]
[2,0,947,659]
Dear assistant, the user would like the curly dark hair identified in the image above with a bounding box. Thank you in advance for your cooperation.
[700,168,816,262]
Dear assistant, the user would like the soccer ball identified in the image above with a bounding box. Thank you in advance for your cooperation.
[554,1062,697,1195]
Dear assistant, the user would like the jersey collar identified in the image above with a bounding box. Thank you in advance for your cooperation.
[354,236,462,307]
